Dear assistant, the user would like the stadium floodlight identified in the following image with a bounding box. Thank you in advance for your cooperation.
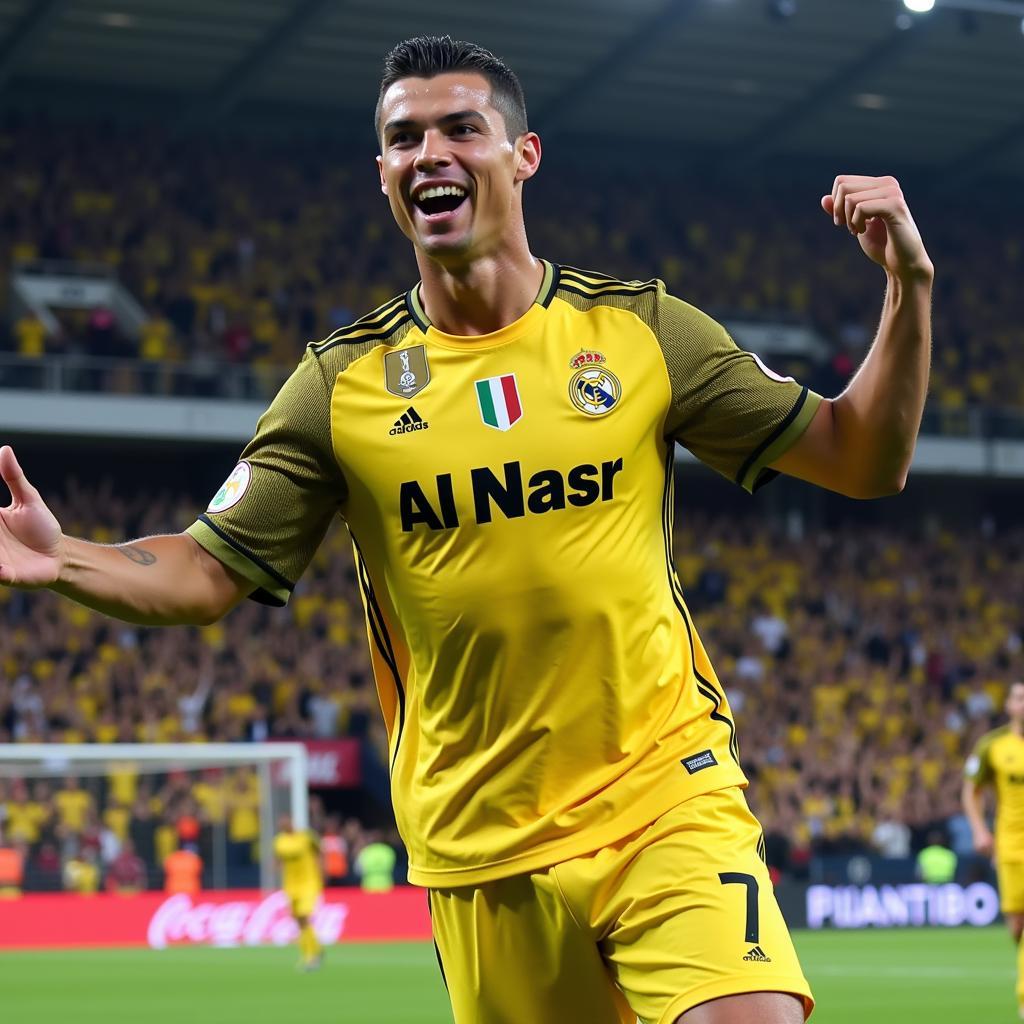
[903,0,935,11]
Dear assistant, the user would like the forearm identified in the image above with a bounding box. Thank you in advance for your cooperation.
[53,533,241,626]
[961,782,987,834]
[830,270,933,496]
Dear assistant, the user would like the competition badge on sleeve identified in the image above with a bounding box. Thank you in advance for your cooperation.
[568,350,621,417]
[207,461,251,514]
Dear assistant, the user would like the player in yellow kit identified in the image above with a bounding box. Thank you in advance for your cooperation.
[963,682,1024,1016]
[0,36,933,1024]
[273,814,324,970]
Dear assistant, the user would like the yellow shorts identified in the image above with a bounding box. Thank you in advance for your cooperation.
[428,786,813,1024]
[287,888,321,920]
[997,861,1024,914]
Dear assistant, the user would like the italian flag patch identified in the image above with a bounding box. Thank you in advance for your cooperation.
[475,374,523,431]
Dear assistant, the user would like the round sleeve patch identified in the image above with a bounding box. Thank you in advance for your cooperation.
[752,353,795,384]
[964,755,980,779]
[207,461,252,514]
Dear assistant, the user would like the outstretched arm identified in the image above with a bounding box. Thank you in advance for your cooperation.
[772,175,933,499]
[0,445,252,625]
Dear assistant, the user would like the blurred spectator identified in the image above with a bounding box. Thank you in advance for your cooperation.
[0,828,25,896]
[917,831,958,883]
[163,844,203,895]
[355,832,396,893]
[64,846,100,894]
[106,838,147,893]
[321,817,349,885]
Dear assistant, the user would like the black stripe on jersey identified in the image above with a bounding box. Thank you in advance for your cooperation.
[560,264,656,287]
[757,834,767,864]
[351,536,406,771]
[734,386,809,494]
[537,261,560,307]
[426,892,450,993]
[559,267,658,292]
[557,280,660,301]
[659,453,741,765]
[406,286,431,332]
[313,296,407,349]
[197,514,294,599]
[313,310,413,355]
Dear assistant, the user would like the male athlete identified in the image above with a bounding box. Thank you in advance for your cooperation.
[963,682,1024,1016]
[0,35,933,1024]
[273,813,324,970]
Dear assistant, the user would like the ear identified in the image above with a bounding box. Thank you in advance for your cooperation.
[376,154,388,196]
[514,132,542,184]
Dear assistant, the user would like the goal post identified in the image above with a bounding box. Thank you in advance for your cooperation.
[0,743,309,893]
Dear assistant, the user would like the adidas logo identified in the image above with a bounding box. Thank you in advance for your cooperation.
[742,945,771,962]
[390,407,429,436]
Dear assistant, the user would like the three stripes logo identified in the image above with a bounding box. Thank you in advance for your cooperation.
[390,407,429,436]
[742,945,771,962]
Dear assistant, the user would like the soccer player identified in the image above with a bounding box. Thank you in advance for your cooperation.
[273,814,324,970]
[963,681,1024,1016]
[0,35,933,1024]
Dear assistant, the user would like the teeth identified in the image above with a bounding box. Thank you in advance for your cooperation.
[416,185,467,201]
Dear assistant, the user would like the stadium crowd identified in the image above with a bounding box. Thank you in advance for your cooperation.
[1,116,1023,412]
[0,477,1016,889]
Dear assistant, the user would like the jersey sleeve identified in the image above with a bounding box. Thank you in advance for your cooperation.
[186,348,345,606]
[964,734,995,786]
[650,283,823,492]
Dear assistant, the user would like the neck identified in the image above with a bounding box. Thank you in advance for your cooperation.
[1012,719,1024,737]
[415,229,543,336]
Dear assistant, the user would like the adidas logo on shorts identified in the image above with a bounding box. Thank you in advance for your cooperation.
[742,945,771,962]
[390,407,429,436]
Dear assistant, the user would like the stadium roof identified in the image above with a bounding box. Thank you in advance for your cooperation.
[2,0,1023,187]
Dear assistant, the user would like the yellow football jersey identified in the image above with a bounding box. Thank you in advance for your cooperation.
[965,725,1024,862]
[273,830,322,892]
[189,262,821,886]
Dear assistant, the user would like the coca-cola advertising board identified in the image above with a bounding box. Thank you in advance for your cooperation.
[0,887,432,950]
[271,739,362,788]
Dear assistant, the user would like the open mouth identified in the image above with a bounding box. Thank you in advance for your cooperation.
[413,186,469,220]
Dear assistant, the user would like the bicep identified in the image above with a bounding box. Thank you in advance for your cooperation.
[769,400,842,490]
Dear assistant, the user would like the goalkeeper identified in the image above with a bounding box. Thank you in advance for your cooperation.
[273,814,324,971]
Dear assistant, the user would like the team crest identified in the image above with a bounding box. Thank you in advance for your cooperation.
[569,352,621,417]
[475,374,523,431]
[208,462,251,514]
[385,345,431,399]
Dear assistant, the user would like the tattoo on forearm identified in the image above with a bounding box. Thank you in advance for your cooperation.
[117,545,157,566]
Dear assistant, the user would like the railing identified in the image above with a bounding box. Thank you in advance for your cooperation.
[3,351,1024,439]
[0,353,289,403]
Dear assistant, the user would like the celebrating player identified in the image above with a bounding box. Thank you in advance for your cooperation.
[0,35,933,1023]
[273,813,324,971]
[963,681,1024,1016]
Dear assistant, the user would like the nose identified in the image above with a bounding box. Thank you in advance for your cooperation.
[414,129,452,173]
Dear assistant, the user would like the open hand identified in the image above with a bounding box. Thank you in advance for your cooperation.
[972,826,994,858]
[0,445,64,588]
[822,175,934,282]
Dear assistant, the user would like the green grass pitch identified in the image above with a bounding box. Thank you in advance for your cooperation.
[0,928,1014,1023]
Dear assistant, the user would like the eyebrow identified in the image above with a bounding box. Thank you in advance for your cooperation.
[382,110,488,136]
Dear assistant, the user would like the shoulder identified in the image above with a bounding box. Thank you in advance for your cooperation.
[967,725,1008,774]
[308,291,418,372]
[553,265,660,316]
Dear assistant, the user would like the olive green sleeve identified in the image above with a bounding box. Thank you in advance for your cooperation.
[186,348,345,606]
[965,733,996,786]
[649,283,822,493]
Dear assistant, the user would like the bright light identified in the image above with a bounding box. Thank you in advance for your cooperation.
[903,0,935,12]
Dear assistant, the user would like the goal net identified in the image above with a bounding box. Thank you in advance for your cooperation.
[0,743,308,894]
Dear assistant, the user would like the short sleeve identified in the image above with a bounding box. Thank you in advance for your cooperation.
[651,284,823,493]
[186,348,345,606]
[964,737,994,786]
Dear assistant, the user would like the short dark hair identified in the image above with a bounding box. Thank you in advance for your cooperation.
[376,35,528,142]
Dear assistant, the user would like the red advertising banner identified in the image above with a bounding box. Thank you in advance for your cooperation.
[271,738,362,788]
[0,887,431,950]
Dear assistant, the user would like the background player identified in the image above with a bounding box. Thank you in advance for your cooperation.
[0,34,933,1024]
[963,681,1024,1016]
[273,813,324,971]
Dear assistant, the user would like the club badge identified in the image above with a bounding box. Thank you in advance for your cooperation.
[385,345,431,399]
[568,351,621,416]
